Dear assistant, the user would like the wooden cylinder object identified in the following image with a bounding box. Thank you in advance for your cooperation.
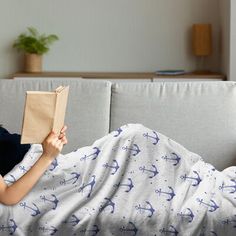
[24,53,42,72]
[192,24,212,56]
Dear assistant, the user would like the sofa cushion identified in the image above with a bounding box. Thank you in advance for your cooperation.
[0,78,111,153]
[110,81,236,170]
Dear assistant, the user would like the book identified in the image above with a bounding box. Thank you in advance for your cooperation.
[155,70,186,75]
[21,85,69,144]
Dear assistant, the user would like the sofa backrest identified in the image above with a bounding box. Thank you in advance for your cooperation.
[1,79,235,170]
[0,78,111,153]
[110,81,236,170]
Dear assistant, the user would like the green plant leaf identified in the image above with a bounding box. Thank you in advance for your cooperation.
[13,27,59,54]
[27,27,39,38]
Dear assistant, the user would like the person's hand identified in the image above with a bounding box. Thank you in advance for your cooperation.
[41,125,68,161]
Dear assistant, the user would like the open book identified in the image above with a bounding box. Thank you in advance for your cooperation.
[21,86,69,144]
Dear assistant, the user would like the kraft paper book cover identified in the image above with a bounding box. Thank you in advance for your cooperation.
[21,86,69,144]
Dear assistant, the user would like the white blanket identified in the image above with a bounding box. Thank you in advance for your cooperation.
[0,123,236,236]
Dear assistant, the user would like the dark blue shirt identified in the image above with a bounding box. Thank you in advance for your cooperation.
[0,127,31,176]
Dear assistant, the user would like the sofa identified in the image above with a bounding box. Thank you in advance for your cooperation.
[0,78,236,171]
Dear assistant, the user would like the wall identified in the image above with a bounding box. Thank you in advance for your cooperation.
[219,0,230,80]
[230,0,236,80]
[0,0,220,79]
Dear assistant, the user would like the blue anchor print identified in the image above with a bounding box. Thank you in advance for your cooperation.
[0,219,17,235]
[135,201,155,218]
[177,208,194,223]
[39,225,58,235]
[19,165,27,173]
[114,178,134,192]
[162,153,181,166]
[78,175,96,198]
[80,147,100,161]
[196,198,219,212]
[80,225,99,236]
[4,174,16,184]
[49,158,58,171]
[103,160,119,175]
[155,186,176,201]
[222,215,236,228]
[122,143,141,156]
[64,214,80,226]
[99,197,115,214]
[19,202,41,216]
[120,221,138,236]
[60,172,81,185]
[143,130,159,145]
[159,225,178,236]
[40,194,59,210]
[139,164,158,178]
[219,179,236,194]
[113,127,123,137]
[180,171,202,186]
[210,232,217,236]
[200,231,218,236]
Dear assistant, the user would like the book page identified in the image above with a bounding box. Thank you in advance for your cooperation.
[53,86,69,135]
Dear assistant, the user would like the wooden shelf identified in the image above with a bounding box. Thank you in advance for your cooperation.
[12,71,226,80]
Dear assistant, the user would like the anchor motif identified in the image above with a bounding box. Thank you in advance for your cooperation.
[80,225,99,236]
[4,174,16,184]
[99,197,115,214]
[143,130,159,145]
[162,153,181,166]
[19,202,41,216]
[60,172,81,185]
[159,225,178,236]
[177,208,194,223]
[78,175,96,198]
[40,194,59,210]
[49,159,58,171]
[103,160,119,175]
[113,127,123,137]
[120,221,138,236]
[155,186,176,201]
[200,231,218,236]
[196,198,219,212]
[122,143,141,156]
[39,225,58,235]
[135,201,155,218]
[139,164,158,178]
[219,179,236,194]
[180,171,202,186]
[80,147,100,161]
[222,215,236,228]
[114,178,134,192]
[0,219,17,235]
[64,214,80,226]
[210,232,218,236]
[19,165,27,173]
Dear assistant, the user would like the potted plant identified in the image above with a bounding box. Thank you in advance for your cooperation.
[13,27,59,72]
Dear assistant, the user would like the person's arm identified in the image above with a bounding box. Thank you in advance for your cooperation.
[0,126,67,206]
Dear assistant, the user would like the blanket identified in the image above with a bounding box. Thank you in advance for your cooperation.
[0,123,236,236]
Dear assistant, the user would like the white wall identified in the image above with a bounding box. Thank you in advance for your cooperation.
[0,0,220,79]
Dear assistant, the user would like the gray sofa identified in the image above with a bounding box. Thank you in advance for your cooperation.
[1,78,236,171]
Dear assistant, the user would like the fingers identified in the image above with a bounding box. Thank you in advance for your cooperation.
[61,125,67,133]
[58,125,67,139]
[60,136,68,145]
[44,131,57,143]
